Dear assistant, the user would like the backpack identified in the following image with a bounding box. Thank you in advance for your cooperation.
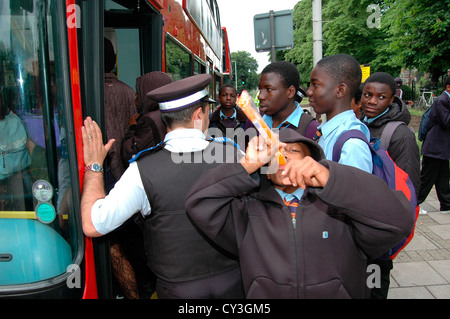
[379,121,415,149]
[296,111,315,137]
[418,106,432,141]
[333,129,419,260]
[0,112,31,180]
[121,113,163,168]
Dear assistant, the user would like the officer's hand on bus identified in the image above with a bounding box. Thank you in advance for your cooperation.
[82,116,115,166]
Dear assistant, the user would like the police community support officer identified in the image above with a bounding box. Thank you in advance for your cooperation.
[81,74,245,299]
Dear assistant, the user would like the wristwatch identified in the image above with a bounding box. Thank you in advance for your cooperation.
[85,163,104,173]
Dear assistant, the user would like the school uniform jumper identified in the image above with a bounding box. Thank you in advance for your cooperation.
[186,132,415,299]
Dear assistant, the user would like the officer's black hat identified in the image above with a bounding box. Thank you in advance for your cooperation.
[147,74,216,112]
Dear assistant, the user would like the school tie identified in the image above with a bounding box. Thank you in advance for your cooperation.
[312,128,322,142]
[279,121,292,130]
[221,114,235,121]
[283,197,299,229]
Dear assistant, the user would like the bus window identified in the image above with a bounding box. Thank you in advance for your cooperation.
[165,35,192,80]
[0,0,79,288]
[194,56,207,76]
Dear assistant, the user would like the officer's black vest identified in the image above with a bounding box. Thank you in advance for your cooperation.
[137,141,241,282]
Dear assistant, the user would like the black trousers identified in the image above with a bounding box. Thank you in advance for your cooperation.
[418,155,450,211]
[370,259,393,299]
[155,267,244,299]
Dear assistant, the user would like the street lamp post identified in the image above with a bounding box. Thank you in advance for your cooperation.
[232,60,237,90]
[312,0,323,66]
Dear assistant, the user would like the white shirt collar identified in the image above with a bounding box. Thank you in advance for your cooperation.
[163,128,209,152]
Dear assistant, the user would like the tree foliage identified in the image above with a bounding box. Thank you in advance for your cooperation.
[383,0,449,83]
[281,0,449,87]
[229,0,449,90]
[230,51,259,92]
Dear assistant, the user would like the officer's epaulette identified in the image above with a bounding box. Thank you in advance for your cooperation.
[208,136,240,150]
[128,141,165,163]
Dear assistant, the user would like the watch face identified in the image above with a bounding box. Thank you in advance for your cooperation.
[92,163,101,171]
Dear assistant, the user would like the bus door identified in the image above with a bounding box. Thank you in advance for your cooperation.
[0,0,83,298]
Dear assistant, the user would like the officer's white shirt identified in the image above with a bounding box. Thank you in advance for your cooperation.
[91,128,210,235]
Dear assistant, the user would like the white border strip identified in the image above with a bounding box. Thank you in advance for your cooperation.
[159,88,208,111]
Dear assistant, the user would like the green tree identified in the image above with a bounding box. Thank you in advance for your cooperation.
[284,0,398,87]
[383,0,450,85]
[284,0,449,88]
[283,0,313,88]
[230,51,259,92]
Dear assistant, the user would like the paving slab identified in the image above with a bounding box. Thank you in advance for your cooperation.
[427,211,450,225]
[428,260,450,282]
[427,285,450,298]
[428,225,450,240]
[388,186,450,299]
[402,233,438,251]
[390,261,447,286]
[388,286,435,299]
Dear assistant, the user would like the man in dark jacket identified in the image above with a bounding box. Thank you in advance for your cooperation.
[418,76,450,211]
[186,129,415,299]
[360,72,420,299]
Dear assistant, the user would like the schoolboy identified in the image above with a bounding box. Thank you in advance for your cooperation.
[361,72,420,299]
[307,54,372,172]
[186,129,415,299]
[361,72,420,194]
[208,83,248,145]
[351,84,363,119]
[254,61,319,139]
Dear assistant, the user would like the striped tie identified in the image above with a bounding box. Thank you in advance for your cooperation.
[283,197,299,228]
[312,129,322,142]
[279,121,292,130]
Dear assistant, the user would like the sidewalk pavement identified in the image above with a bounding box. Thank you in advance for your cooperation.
[388,186,450,299]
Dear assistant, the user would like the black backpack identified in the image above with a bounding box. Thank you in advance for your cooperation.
[418,106,432,141]
[121,114,163,168]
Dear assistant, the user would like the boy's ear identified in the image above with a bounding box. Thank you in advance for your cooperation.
[287,85,296,99]
[336,83,348,99]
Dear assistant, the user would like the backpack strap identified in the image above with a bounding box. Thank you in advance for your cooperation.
[379,121,403,150]
[297,112,314,136]
[146,115,162,146]
[332,129,369,162]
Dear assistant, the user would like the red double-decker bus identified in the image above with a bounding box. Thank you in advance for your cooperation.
[0,0,232,299]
